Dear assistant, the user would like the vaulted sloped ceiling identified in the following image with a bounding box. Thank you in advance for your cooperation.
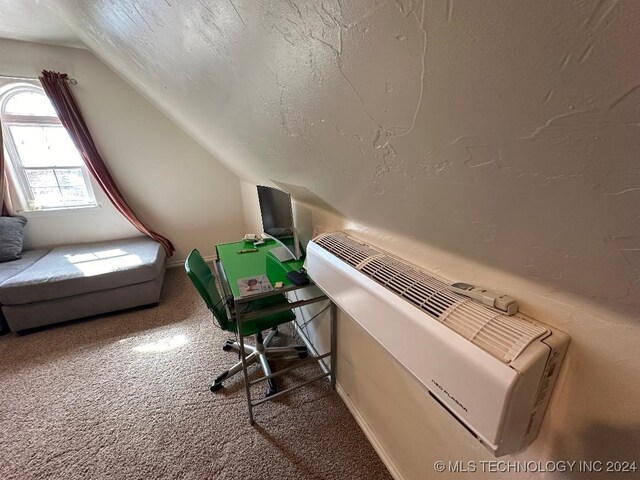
[47,0,640,308]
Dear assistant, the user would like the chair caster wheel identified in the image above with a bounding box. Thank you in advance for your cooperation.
[298,351,308,359]
[222,339,235,351]
[222,345,232,352]
[266,379,277,397]
[210,383,223,392]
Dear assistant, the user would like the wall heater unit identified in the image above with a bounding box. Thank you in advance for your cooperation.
[306,232,569,456]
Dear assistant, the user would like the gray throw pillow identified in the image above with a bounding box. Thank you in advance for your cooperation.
[0,216,28,262]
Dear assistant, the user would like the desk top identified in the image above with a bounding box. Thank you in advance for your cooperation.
[216,239,306,300]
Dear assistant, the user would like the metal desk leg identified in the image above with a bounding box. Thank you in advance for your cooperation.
[330,302,337,389]
[237,313,255,424]
[236,295,333,423]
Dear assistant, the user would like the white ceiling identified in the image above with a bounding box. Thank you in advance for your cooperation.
[0,0,84,49]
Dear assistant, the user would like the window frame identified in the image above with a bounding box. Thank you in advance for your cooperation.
[0,82,97,212]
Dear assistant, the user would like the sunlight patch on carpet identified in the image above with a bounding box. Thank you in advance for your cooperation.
[133,334,189,353]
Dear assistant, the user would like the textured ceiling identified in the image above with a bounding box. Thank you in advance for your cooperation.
[46,0,640,308]
[0,0,84,49]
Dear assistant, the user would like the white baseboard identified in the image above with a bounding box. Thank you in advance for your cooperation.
[336,383,404,480]
[166,254,216,268]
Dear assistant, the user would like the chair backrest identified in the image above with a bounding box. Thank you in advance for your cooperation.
[184,249,230,331]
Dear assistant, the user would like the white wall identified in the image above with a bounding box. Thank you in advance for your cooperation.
[43,2,640,478]
[0,39,245,261]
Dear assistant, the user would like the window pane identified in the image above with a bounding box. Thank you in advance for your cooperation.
[31,187,63,206]
[25,169,58,188]
[25,168,94,208]
[4,90,57,116]
[60,185,91,203]
[56,168,86,186]
[9,125,83,167]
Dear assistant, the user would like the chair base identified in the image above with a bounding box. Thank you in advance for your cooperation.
[211,327,307,396]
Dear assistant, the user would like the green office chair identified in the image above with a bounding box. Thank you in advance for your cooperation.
[185,249,307,395]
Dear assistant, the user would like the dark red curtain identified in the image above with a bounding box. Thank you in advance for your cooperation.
[0,118,11,216]
[39,70,174,256]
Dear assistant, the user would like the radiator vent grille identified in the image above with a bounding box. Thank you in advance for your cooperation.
[360,256,460,319]
[313,232,548,364]
[440,302,548,363]
[314,232,380,267]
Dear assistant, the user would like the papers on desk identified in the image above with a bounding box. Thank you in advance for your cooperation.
[237,274,274,297]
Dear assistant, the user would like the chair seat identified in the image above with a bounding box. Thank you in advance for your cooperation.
[228,294,295,336]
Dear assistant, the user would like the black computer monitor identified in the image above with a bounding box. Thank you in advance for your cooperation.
[257,185,301,260]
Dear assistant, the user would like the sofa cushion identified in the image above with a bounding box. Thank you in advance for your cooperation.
[0,237,165,306]
[0,216,28,262]
[0,249,49,286]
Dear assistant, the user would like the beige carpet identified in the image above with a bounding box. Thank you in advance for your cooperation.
[0,268,392,480]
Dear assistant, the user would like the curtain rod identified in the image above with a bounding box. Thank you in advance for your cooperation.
[0,74,78,85]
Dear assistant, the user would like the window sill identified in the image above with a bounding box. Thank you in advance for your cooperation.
[19,204,102,218]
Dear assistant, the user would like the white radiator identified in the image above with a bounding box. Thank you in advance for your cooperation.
[306,232,569,456]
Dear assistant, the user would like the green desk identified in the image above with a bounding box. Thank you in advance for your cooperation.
[214,238,336,423]
[215,238,306,301]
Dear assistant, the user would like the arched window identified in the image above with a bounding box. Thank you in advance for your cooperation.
[0,82,96,211]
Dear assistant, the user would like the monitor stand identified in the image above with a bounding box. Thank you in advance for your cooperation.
[265,228,302,262]
[270,245,296,262]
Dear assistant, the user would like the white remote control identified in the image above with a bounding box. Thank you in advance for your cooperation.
[449,282,519,315]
